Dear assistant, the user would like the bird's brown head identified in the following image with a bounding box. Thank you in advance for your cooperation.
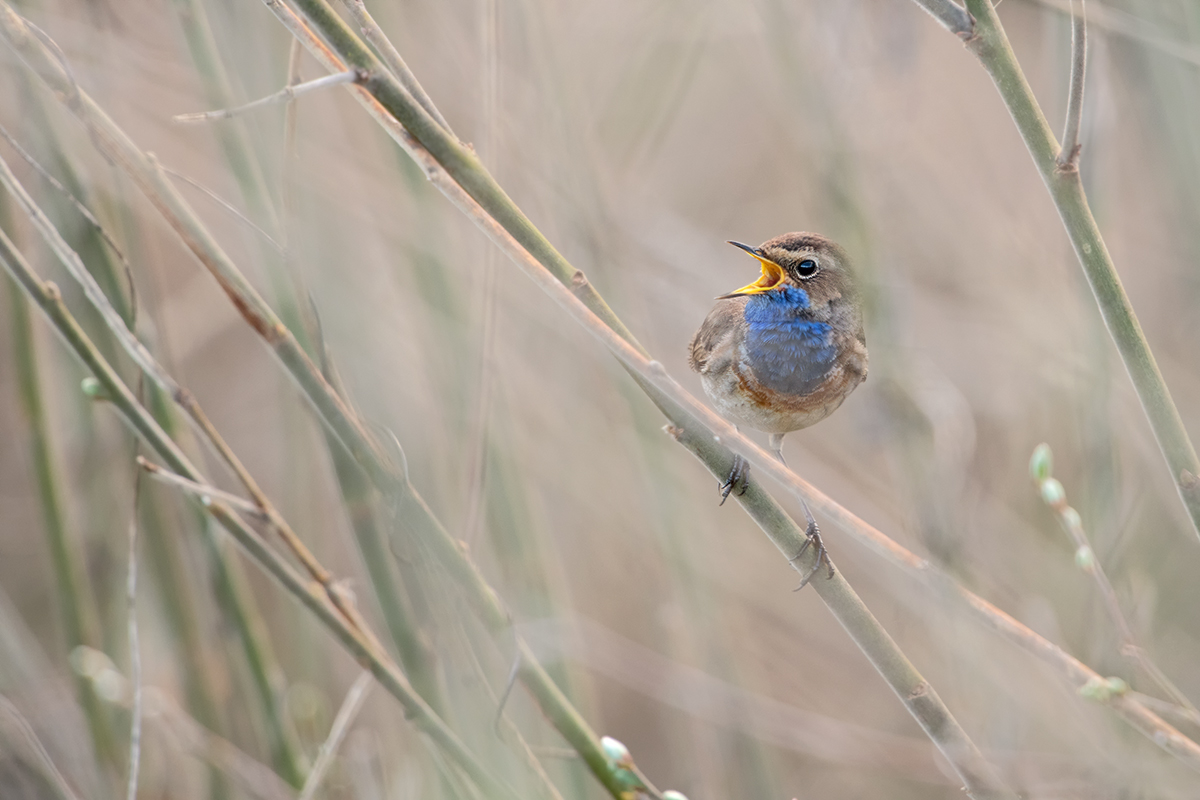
[719,232,858,309]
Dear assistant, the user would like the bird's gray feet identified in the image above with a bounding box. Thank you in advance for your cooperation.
[719,454,750,505]
[791,500,834,590]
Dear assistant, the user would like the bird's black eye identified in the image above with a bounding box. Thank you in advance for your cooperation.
[796,258,818,278]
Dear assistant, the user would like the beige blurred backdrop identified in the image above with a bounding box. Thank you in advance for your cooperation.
[1,0,1199,798]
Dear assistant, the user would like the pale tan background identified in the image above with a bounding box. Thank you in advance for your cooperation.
[1,0,1199,798]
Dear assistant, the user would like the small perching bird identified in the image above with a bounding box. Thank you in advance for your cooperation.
[688,233,868,583]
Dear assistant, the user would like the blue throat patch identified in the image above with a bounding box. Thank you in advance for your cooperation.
[743,286,836,396]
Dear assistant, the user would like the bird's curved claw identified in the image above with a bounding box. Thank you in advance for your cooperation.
[791,500,834,590]
[719,454,750,505]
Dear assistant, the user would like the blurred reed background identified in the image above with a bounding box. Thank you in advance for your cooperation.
[0,0,1199,797]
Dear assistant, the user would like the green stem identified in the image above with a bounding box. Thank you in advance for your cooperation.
[0,7,626,794]
[0,226,519,800]
[168,0,319,359]
[0,121,308,792]
[15,80,134,328]
[959,0,1200,539]
[317,337,447,717]
[134,402,232,800]
[205,524,306,788]
[6,275,116,767]
[283,0,644,353]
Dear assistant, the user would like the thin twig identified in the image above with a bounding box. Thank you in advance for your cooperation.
[337,0,453,132]
[138,456,267,520]
[124,464,143,800]
[0,696,83,800]
[0,151,165,389]
[174,69,359,123]
[0,121,136,289]
[462,0,501,546]
[460,627,566,800]
[1129,691,1200,730]
[297,671,373,800]
[169,0,280,236]
[147,688,296,800]
[1032,448,1197,714]
[282,36,303,257]
[160,166,286,254]
[1057,0,1086,169]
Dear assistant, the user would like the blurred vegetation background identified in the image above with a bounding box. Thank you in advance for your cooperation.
[1,0,1199,797]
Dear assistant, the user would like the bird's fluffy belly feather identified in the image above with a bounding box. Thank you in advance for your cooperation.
[700,360,856,434]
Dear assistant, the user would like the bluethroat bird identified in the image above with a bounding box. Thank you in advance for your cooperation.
[688,233,868,584]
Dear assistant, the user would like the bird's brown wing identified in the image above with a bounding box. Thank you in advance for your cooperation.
[687,299,744,375]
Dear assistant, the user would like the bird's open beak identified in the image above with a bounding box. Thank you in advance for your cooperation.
[718,241,785,298]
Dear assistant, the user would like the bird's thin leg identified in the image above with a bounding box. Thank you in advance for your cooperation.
[791,499,834,591]
[719,427,750,505]
[768,432,787,465]
[768,433,833,586]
